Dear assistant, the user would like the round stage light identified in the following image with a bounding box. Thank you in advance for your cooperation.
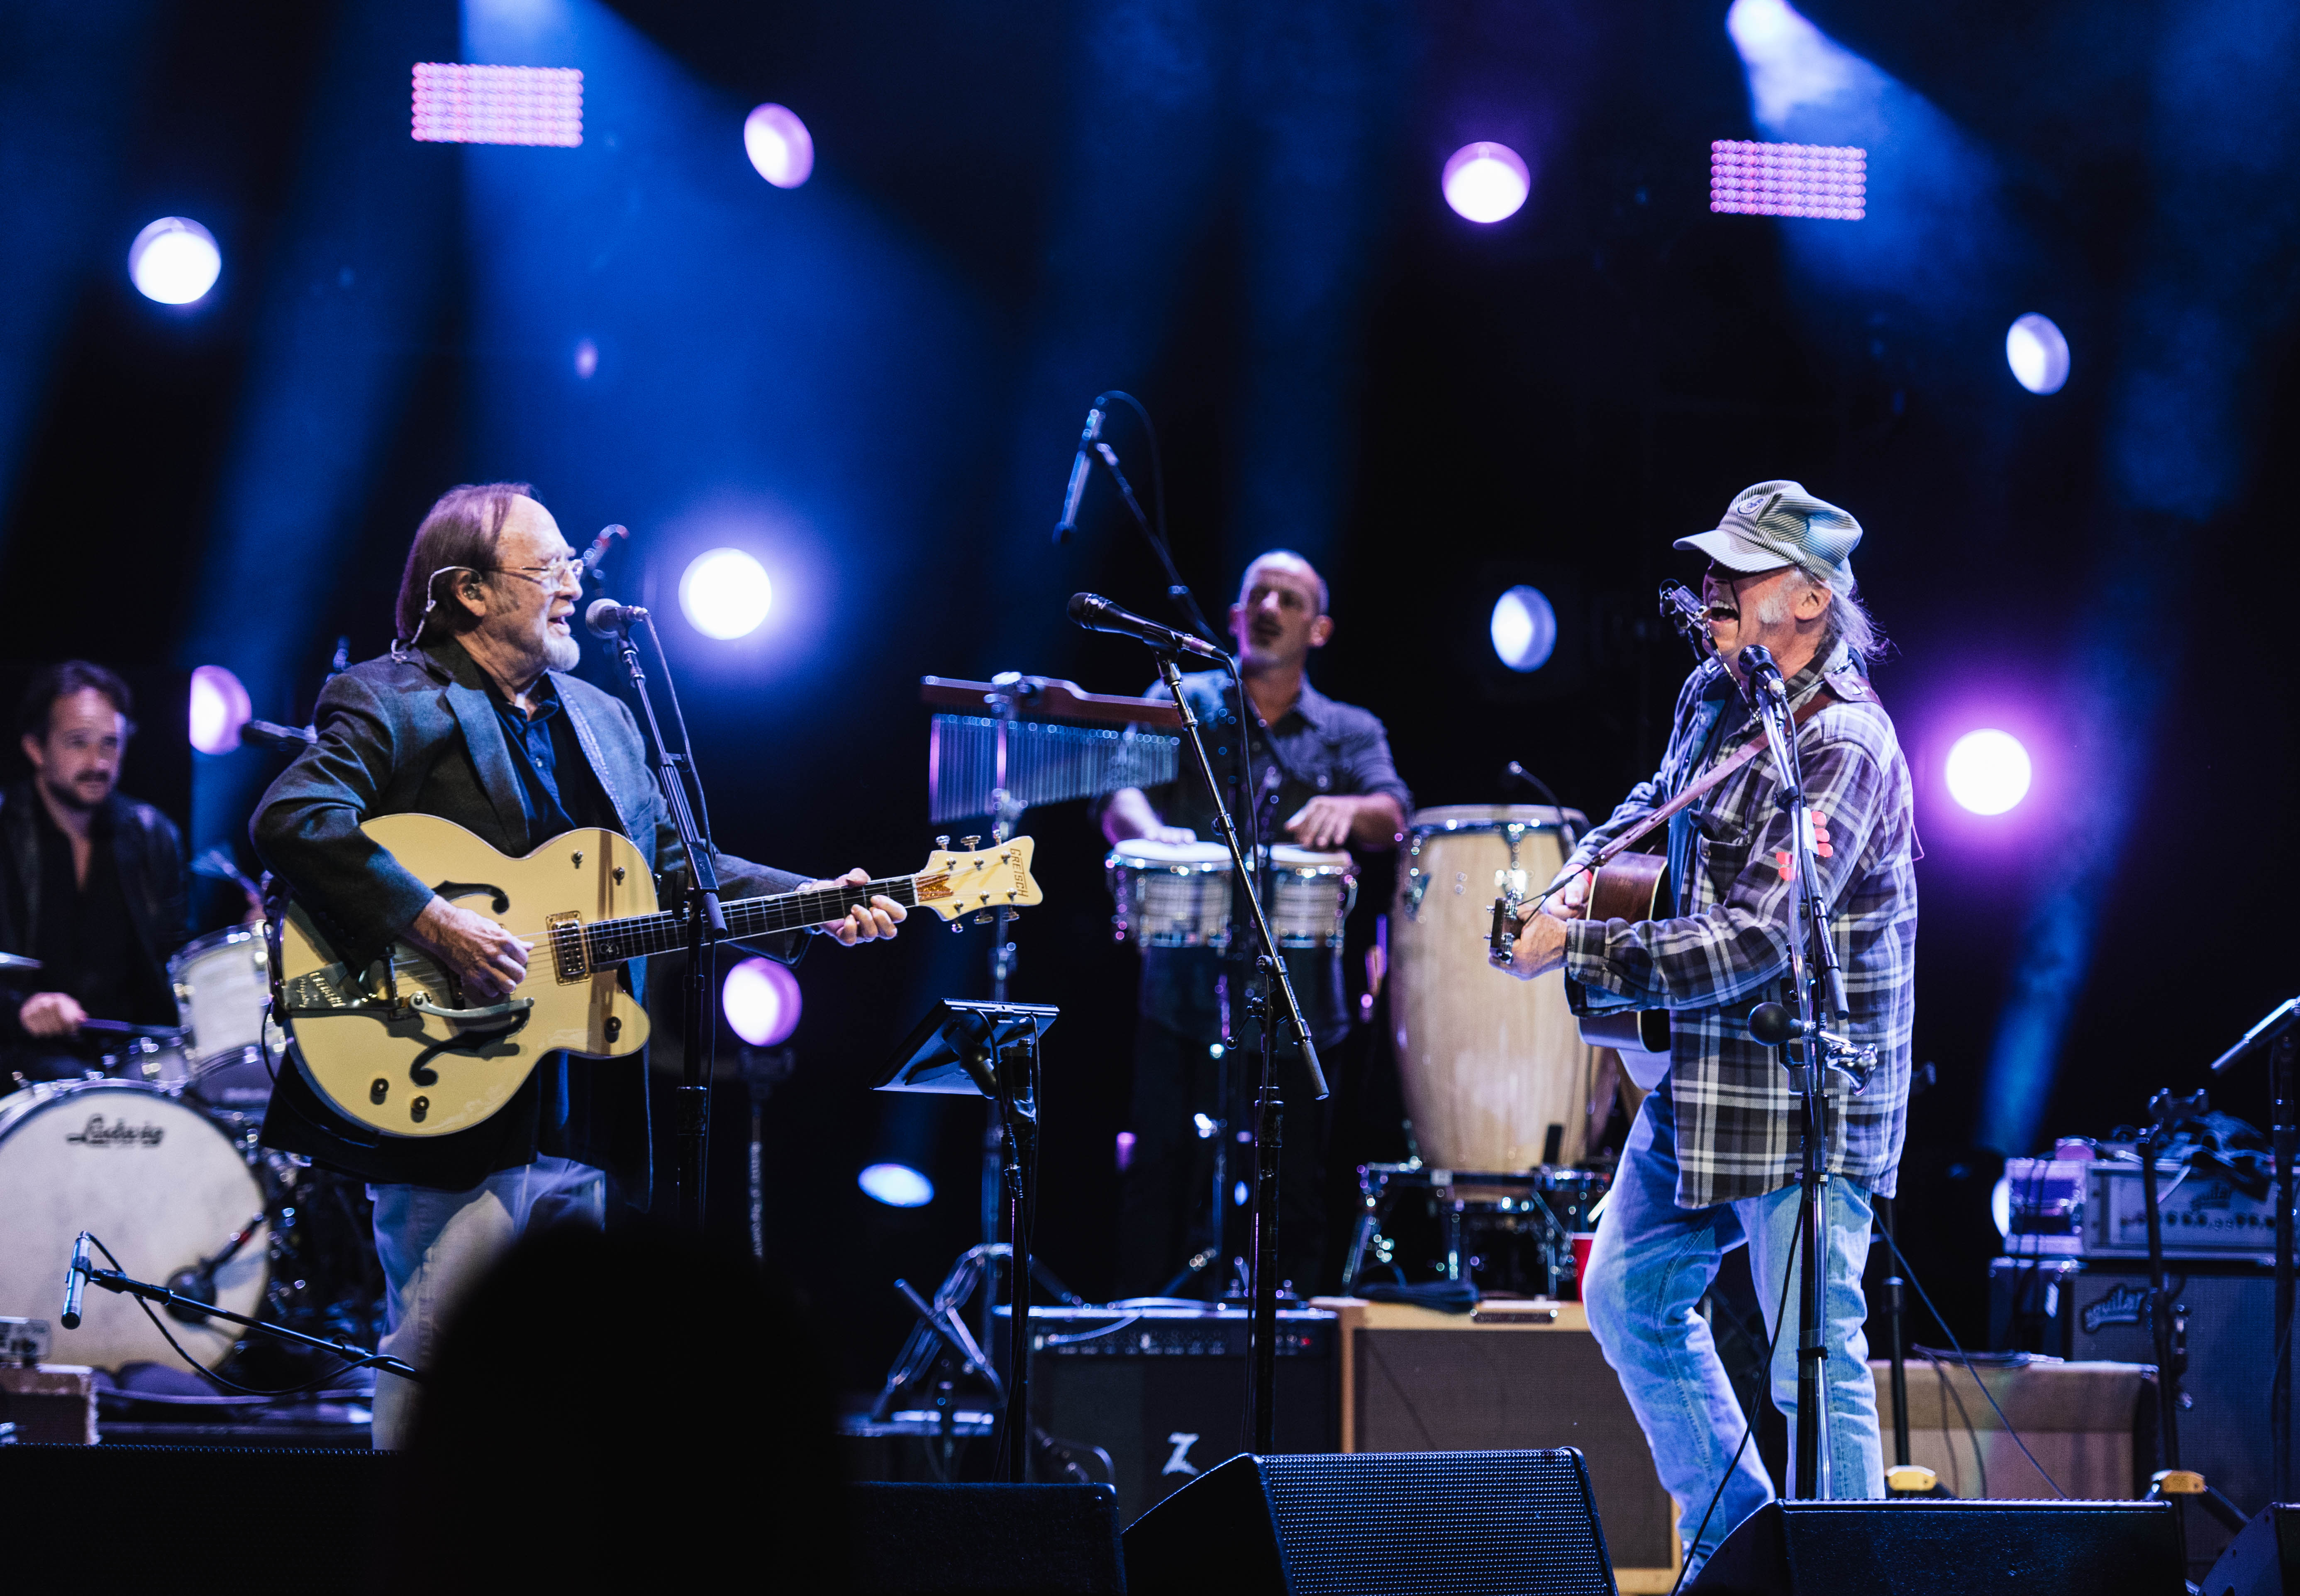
[1442,142,1531,224]
[128,217,222,305]
[1490,585,1558,672]
[744,103,815,188]
[859,1162,934,1208]
[573,337,599,380]
[678,547,773,639]
[1945,729,2032,815]
[2006,313,2070,395]
[187,664,252,755]
[722,954,802,1047]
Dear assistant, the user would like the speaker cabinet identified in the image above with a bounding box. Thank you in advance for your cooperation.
[1683,1498,2185,1596]
[2205,1503,2300,1596]
[1315,1295,1679,1589]
[1125,1449,1617,1596]
[1870,1356,2152,1500]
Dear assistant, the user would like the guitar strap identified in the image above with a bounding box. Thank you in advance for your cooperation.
[1589,683,1848,869]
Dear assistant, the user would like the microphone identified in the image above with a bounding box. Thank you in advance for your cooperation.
[1737,643,1781,687]
[586,598,648,638]
[1067,593,1226,660]
[1051,406,1106,543]
[61,1231,90,1328]
[1749,1003,1803,1046]
[580,524,628,577]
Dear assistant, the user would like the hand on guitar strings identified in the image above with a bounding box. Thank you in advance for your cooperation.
[409,895,532,1001]
[811,867,907,946]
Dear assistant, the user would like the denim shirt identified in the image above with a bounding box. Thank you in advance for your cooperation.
[1118,670,1411,1050]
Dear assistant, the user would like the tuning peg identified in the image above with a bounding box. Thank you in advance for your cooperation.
[972,911,993,925]
[959,835,981,850]
[935,835,951,849]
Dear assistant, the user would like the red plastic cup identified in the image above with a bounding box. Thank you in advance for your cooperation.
[1568,1233,1595,1300]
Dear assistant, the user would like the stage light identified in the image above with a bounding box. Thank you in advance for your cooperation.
[722,954,802,1046]
[1490,585,1558,673]
[859,1162,934,1208]
[2006,313,2071,395]
[1725,0,1855,122]
[411,63,583,147]
[744,103,815,188]
[187,665,251,755]
[1441,143,1530,224]
[1945,729,2032,815]
[128,217,221,305]
[1709,140,1866,220]
[573,338,598,380]
[678,547,773,639]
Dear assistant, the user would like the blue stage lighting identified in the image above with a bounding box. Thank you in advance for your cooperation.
[744,103,815,189]
[1945,729,2032,815]
[1726,0,1857,123]
[2006,313,2071,395]
[1490,585,1558,672]
[187,665,251,755]
[128,217,221,305]
[722,954,802,1047]
[859,1163,934,1208]
[1442,143,1530,224]
[573,337,599,380]
[678,547,773,639]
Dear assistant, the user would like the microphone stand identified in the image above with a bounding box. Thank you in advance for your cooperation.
[604,613,727,1231]
[2207,996,2300,1499]
[1743,652,1872,1501]
[1148,649,1327,1454]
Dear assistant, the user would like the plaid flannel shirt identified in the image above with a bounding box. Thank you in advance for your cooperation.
[1556,637,1918,1208]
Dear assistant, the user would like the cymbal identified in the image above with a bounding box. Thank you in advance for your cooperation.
[0,951,40,972]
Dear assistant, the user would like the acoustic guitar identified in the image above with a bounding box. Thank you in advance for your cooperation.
[271,813,1041,1138]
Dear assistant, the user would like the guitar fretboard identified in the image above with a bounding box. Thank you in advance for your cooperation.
[564,874,926,971]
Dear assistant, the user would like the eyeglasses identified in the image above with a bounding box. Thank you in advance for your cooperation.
[487,554,583,588]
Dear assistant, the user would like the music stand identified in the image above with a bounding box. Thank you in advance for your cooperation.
[876,999,1058,1482]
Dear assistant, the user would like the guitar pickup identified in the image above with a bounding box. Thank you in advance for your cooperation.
[546,912,590,983]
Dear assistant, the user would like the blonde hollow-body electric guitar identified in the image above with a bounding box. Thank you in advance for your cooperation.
[271,813,1042,1138]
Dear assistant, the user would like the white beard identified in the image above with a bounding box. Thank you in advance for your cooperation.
[544,630,582,672]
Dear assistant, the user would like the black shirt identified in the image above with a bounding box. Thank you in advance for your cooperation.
[493,674,582,842]
[1121,671,1411,1049]
[30,798,173,1037]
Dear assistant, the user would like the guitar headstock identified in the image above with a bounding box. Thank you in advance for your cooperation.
[913,835,1044,922]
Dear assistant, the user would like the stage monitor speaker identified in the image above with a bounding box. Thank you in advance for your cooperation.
[850,1483,1124,1595]
[1124,1449,1617,1596]
[1682,1498,2185,1596]
[2204,1503,2300,1596]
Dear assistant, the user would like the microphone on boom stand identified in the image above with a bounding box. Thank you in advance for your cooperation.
[60,1231,90,1328]
[586,598,649,637]
[1051,405,1107,543]
[1066,593,1227,660]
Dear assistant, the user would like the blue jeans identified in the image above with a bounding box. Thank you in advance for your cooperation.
[367,1156,605,1449]
[1582,1088,1882,1578]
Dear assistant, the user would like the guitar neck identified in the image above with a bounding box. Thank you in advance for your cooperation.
[579,875,921,967]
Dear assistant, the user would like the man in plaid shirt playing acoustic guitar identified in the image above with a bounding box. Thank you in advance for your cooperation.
[1505,481,1917,1581]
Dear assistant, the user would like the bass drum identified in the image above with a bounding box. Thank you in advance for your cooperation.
[0,1079,267,1371]
[1390,804,1611,1171]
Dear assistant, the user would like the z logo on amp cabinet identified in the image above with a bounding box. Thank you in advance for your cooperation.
[1163,1432,1202,1478]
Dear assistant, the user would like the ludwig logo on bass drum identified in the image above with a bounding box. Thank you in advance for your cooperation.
[63,1115,165,1147]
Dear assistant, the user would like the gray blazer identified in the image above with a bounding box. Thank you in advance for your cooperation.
[251,637,806,1191]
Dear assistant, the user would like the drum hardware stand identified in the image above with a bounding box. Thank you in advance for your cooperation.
[2132,1088,2254,1538]
[738,1045,796,1262]
[1875,1196,1943,1495]
[597,608,726,1232]
[60,1231,422,1384]
[2206,995,2300,1499]
[876,999,1057,1483]
[1737,644,1876,1503]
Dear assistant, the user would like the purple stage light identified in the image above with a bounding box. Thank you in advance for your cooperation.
[1945,728,2032,815]
[128,217,222,305]
[411,63,583,147]
[744,103,815,188]
[1442,142,1531,224]
[188,665,252,755]
[859,1163,934,1208]
[1709,139,1866,220]
[1490,585,1558,672]
[680,547,773,639]
[573,337,599,379]
[2006,313,2071,395]
[722,955,802,1047]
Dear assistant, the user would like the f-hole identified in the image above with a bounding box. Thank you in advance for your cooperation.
[433,881,511,914]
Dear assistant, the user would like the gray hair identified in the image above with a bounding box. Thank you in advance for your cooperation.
[1827,583,1886,662]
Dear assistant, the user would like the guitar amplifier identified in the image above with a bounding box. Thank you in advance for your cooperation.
[2002,1155,2285,1262]
[1314,1295,1681,1592]
[995,1304,1337,1525]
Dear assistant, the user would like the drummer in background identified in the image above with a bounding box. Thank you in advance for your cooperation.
[1099,550,1410,1297]
[0,663,189,1083]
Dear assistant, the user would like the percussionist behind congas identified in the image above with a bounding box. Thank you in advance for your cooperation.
[1097,550,1409,1298]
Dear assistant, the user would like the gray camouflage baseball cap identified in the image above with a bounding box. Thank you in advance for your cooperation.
[1674,480,1861,595]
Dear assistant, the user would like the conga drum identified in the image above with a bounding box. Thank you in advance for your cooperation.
[1389,804,1610,1171]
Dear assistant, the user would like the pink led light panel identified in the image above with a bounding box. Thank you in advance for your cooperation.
[1709,139,1866,220]
[412,63,583,148]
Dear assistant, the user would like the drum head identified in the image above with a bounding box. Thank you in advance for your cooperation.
[1268,844,1351,868]
[1110,839,1231,867]
[171,922,271,1069]
[0,1081,266,1372]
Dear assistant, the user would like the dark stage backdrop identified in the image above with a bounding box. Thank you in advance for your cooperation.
[1,0,2293,1398]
